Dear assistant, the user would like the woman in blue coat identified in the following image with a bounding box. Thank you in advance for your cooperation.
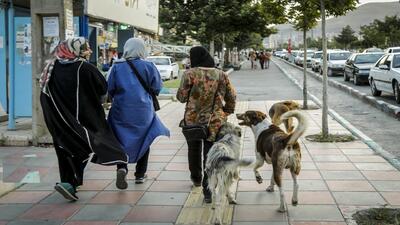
[107,38,170,187]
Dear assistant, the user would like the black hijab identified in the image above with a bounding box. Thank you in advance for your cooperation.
[190,46,215,68]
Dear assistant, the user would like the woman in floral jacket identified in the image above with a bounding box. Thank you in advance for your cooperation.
[177,46,236,203]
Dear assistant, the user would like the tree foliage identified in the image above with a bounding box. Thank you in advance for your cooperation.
[334,25,358,49]
[360,15,400,48]
[288,0,319,32]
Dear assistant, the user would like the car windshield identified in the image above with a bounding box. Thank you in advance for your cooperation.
[330,52,351,60]
[393,55,400,68]
[355,54,384,64]
[147,58,170,65]
[313,53,322,58]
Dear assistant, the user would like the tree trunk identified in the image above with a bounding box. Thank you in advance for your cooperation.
[321,0,329,138]
[303,29,308,110]
[221,34,225,69]
[210,39,215,57]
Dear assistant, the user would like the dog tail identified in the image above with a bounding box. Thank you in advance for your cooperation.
[281,110,308,145]
[220,156,254,169]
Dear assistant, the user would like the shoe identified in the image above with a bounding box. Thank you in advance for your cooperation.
[191,179,202,187]
[135,174,147,184]
[116,168,128,190]
[203,189,212,204]
[54,183,78,201]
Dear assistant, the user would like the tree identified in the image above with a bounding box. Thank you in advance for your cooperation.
[334,25,357,50]
[360,15,400,48]
[320,0,357,138]
[289,0,319,110]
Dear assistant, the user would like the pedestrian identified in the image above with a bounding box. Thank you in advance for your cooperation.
[259,51,265,69]
[265,51,271,69]
[40,37,129,201]
[176,46,236,203]
[249,51,257,69]
[107,38,170,185]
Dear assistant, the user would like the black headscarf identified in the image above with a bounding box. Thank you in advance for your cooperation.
[190,46,215,68]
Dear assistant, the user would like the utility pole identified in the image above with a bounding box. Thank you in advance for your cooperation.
[31,0,74,145]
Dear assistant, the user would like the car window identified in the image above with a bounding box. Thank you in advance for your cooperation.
[393,49,400,53]
[329,52,351,60]
[147,58,170,65]
[393,55,400,68]
[354,54,384,64]
[376,55,388,67]
[313,52,322,58]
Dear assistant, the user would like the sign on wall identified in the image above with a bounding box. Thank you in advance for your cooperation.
[85,0,159,33]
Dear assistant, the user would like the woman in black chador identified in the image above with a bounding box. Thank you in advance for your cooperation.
[40,37,128,201]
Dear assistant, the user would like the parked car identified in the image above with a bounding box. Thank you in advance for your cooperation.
[385,47,400,53]
[369,53,400,103]
[311,51,323,72]
[320,51,351,76]
[297,51,315,67]
[344,52,384,85]
[146,56,179,80]
[363,47,384,53]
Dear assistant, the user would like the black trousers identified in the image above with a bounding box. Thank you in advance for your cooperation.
[260,60,265,69]
[55,144,87,190]
[117,149,150,178]
[187,139,213,192]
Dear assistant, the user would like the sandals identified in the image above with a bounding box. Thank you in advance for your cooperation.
[54,183,79,201]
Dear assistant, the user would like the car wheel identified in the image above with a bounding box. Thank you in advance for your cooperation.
[353,74,360,85]
[320,68,323,75]
[370,79,381,96]
[394,81,400,104]
[344,71,350,81]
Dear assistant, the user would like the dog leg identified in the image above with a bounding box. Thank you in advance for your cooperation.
[266,172,275,192]
[273,164,286,212]
[215,175,224,225]
[254,153,264,184]
[226,176,237,204]
[291,170,299,206]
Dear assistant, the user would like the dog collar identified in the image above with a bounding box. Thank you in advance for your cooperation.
[251,119,272,140]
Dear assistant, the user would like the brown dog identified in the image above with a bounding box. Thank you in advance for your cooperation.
[269,101,300,133]
[236,110,307,212]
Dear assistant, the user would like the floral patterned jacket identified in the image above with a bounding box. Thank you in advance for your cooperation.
[177,67,236,142]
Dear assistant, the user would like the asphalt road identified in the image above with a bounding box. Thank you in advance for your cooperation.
[229,59,400,160]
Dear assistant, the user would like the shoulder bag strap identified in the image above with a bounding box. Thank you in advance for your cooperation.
[126,59,154,95]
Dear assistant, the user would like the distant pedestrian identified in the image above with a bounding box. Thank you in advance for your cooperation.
[107,38,170,185]
[265,51,271,69]
[177,46,237,203]
[40,37,129,201]
[259,52,265,69]
[249,51,257,69]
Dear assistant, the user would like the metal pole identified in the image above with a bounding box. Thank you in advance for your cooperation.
[7,0,15,130]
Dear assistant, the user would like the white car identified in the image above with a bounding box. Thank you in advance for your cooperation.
[320,50,351,76]
[146,56,179,80]
[297,51,315,67]
[369,53,400,103]
[311,51,322,72]
[385,47,400,53]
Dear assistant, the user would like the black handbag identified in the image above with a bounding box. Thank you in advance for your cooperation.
[126,59,161,111]
[180,76,220,141]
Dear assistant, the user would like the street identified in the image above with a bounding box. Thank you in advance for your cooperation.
[272,58,400,160]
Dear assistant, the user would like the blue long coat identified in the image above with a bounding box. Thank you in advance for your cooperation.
[107,58,170,163]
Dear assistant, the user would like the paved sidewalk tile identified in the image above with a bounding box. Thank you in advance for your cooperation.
[234,205,288,222]
[78,180,112,191]
[320,171,364,180]
[6,220,63,225]
[0,191,51,204]
[288,205,344,222]
[361,171,400,180]
[137,192,188,205]
[380,192,400,205]
[41,191,98,204]
[0,204,32,220]
[64,222,118,225]
[148,181,192,192]
[20,204,81,220]
[284,191,335,205]
[71,204,131,221]
[326,180,375,192]
[123,206,181,222]
[370,181,400,191]
[89,191,144,204]
[332,192,387,205]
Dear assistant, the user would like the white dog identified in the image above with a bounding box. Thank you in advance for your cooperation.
[206,122,253,225]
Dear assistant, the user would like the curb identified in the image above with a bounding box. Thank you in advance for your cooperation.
[277,58,400,119]
[274,59,400,171]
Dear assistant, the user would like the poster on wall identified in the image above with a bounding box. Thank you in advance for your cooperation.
[23,24,32,57]
[43,17,59,37]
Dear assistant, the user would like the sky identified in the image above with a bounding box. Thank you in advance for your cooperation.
[359,0,397,5]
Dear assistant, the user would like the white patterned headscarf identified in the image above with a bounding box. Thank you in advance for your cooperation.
[122,38,147,59]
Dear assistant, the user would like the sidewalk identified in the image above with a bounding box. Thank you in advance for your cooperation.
[0,100,399,225]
